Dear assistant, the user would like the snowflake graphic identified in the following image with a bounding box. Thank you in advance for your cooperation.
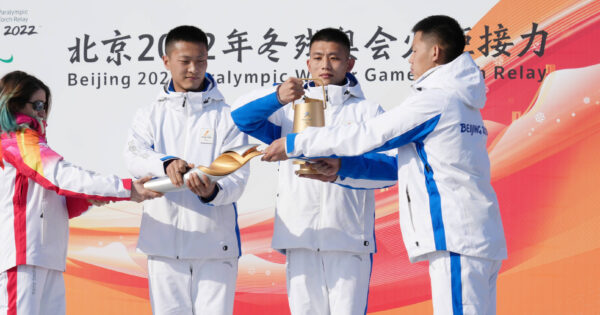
[535,112,545,123]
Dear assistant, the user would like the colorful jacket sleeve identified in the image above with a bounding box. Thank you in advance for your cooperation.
[231,87,283,144]
[286,92,443,163]
[1,129,132,217]
[124,106,175,177]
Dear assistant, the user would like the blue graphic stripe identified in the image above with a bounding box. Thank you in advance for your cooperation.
[286,115,441,160]
[160,155,177,161]
[167,80,175,93]
[203,73,214,91]
[346,72,358,87]
[286,133,297,154]
[450,252,463,315]
[387,114,445,251]
[338,153,398,180]
[366,114,441,154]
[354,114,445,249]
[231,92,283,144]
[416,142,446,250]
[363,253,374,315]
[245,121,281,144]
[233,203,242,257]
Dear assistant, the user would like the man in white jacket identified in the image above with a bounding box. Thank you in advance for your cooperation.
[232,28,396,315]
[263,16,507,315]
[124,26,249,315]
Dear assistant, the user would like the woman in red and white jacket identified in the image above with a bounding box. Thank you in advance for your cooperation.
[0,71,161,315]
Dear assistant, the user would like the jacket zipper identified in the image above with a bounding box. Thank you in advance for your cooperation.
[317,181,325,252]
[175,93,188,259]
[316,98,332,252]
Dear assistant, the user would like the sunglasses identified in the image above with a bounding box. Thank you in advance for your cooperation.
[27,100,47,111]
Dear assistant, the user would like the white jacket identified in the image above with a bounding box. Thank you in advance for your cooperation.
[124,74,249,260]
[286,53,507,262]
[0,116,131,273]
[232,74,396,254]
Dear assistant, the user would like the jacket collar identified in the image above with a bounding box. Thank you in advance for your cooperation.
[158,73,224,112]
[15,113,46,137]
[411,52,487,109]
[304,73,364,107]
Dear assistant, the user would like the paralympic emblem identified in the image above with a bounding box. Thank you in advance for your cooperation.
[0,55,14,63]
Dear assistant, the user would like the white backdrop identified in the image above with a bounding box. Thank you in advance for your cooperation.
[0,0,498,213]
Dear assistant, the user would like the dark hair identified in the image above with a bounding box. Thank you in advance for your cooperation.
[0,71,51,132]
[309,28,351,55]
[164,25,209,55]
[412,15,465,63]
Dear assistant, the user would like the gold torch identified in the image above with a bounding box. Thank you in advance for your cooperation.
[292,78,327,175]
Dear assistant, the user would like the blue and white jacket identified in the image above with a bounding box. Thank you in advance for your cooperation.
[285,54,507,262]
[124,73,249,260]
[232,74,396,254]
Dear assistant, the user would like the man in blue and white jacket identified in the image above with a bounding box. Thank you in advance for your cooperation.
[232,28,396,315]
[263,17,507,315]
[124,26,249,315]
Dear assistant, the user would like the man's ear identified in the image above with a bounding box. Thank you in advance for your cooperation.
[432,44,442,64]
[162,54,170,71]
[346,58,355,72]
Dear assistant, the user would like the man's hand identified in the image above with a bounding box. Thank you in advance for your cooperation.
[297,173,338,183]
[186,172,217,199]
[166,159,191,187]
[296,158,340,183]
[131,176,164,202]
[307,158,340,176]
[262,138,288,162]
[276,78,305,104]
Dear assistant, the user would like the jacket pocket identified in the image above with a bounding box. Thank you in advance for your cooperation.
[406,186,417,233]
[40,208,45,244]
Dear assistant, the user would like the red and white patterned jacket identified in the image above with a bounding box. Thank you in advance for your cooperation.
[0,114,132,273]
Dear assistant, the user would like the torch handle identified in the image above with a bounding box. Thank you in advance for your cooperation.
[292,78,327,110]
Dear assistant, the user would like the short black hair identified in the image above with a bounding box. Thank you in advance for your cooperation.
[309,28,351,55]
[412,15,465,64]
[165,25,208,55]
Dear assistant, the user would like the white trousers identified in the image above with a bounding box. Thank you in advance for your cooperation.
[427,251,502,315]
[286,249,373,315]
[0,265,65,315]
[147,255,238,315]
